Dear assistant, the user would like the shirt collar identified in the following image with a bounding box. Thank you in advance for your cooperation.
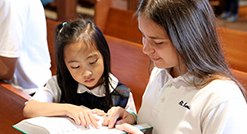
[158,67,204,88]
[77,73,119,97]
[158,68,194,87]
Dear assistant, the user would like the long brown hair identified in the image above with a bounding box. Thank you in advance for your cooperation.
[136,0,246,101]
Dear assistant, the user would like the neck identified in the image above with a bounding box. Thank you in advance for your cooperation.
[169,64,187,78]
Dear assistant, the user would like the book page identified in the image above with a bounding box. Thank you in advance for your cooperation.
[23,115,125,134]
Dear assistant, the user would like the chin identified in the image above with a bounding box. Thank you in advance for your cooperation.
[153,64,165,69]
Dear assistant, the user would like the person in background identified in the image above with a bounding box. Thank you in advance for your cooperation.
[23,19,136,128]
[218,0,239,22]
[0,0,52,95]
[40,0,55,6]
[101,0,247,133]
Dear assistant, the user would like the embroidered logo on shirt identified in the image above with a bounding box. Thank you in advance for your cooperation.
[179,100,190,110]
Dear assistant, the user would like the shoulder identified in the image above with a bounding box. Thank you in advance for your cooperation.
[113,82,131,97]
[204,80,243,98]
[0,0,33,14]
[46,76,59,90]
[47,75,58,83]
[197,80,245,109]
[196,80,247,131]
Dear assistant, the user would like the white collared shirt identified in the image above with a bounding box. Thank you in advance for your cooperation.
[31,74,136,113]
[138,67,247,134]
[76,74,118,97]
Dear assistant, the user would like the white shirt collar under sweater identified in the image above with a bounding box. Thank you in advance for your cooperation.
[77,73,119,97]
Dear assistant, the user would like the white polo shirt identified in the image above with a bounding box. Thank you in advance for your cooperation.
[138,67,247,134]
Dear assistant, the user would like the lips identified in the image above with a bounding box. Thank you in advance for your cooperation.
[85,79,94,83]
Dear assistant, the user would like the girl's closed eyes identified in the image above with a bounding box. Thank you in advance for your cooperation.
[67,53,99,69]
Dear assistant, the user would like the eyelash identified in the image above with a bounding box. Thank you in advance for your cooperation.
[71,66,80,69]
[90,59,98,64]
[155,42,163,45]
[70,59,98,69]
[142,35,163,45]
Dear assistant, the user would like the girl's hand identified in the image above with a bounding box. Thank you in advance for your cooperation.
[103,106,136,129]
[116,123,143,134]
[66,104,100,128]
[91,108,106,116]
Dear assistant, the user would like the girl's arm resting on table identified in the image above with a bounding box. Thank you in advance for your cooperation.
[23,100,100,128]
[23,100,71,118]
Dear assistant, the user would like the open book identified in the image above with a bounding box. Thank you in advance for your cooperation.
[13,115,153,134]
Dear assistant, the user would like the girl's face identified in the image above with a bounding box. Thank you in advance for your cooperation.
[138,14,186,76]
[64,42,104,89]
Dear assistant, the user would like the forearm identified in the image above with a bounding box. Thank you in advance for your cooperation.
[0,56,17,80]
[23,100,71,118]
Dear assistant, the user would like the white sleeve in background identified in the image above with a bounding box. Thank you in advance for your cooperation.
[0,0,51,94]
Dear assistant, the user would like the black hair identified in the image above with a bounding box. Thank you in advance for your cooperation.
[55,19,113,109]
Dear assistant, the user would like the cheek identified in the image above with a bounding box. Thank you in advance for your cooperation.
[65,64,80,81]
[68,69,79,81]
[158,47,178,62]
[96,61,105,76]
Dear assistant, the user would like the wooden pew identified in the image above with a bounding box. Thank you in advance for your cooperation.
[217,27,247,73]
[95,2,247,72]
[48,0,78,22]
[46,19,60,75]
[94,0,142,44]
[48,0,98,22]
[127,0,139,10]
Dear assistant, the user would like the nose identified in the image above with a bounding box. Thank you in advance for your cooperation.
[142,38,154,55]
[83,70,92,79]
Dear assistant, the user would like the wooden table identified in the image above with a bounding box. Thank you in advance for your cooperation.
[0,81,31,134]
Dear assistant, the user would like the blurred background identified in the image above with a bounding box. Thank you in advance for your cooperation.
[43,0,247,32]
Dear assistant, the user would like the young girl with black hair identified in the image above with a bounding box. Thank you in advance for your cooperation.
[23,19,136,129]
